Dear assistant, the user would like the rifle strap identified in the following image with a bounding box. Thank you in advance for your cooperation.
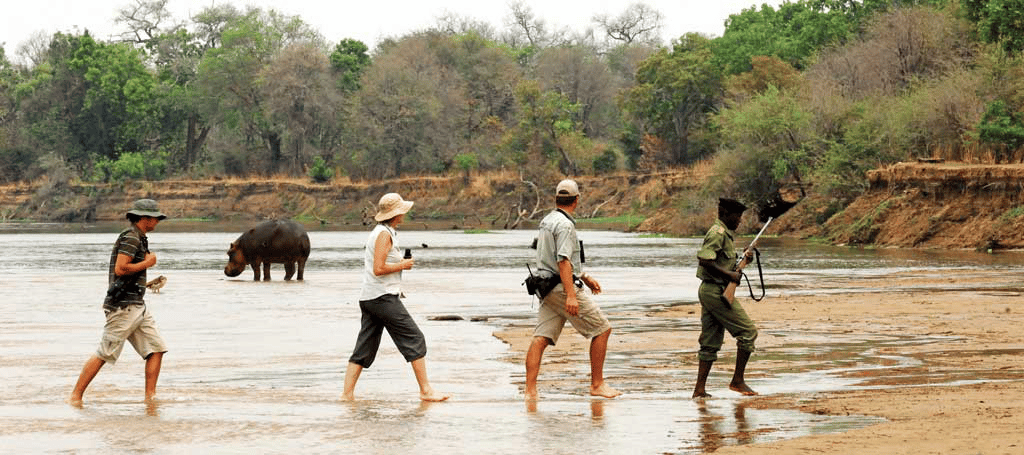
[741,248,765,302]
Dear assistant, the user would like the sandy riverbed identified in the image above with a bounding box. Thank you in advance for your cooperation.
[494,271,1024,454]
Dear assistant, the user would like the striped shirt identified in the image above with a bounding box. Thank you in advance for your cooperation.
[105,226,149,309]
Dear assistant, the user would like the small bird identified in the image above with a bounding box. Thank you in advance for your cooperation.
[146,275,167,293]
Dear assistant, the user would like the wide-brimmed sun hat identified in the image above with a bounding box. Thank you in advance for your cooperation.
[374,193,414,221]
[126,199,167,220]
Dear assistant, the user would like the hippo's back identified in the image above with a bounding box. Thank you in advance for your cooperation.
[241,219,310,260]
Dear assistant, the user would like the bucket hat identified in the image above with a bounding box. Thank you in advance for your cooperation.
[374,193,414,221]
[126,199,167,220]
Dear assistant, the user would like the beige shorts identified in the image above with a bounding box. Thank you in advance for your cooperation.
[96,304,167,364]
[533,283,611,346]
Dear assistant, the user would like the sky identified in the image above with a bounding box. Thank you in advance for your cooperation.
[3,0,781,60]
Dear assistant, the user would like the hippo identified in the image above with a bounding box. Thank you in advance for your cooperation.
[225,219,311,281]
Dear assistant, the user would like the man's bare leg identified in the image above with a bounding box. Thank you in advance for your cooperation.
[144,352,163,401]
[692,360,714,398]
[411,357,449,402]
[524,336,549,400]
[729,349,757,396]
[69,356,106,406]
[588,329,621,398]
[340,362,362,401]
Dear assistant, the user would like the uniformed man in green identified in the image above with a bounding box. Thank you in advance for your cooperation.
[692,197,759,398]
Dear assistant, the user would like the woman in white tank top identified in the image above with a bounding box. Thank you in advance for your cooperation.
[341,193,449,402]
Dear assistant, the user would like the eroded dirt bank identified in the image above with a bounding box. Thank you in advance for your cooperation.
[768,162,1024,249]
[3,162,1024,249]
[0,170,706,231]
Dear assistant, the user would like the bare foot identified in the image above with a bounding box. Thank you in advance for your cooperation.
[692,391,712,399]
[729,382,758,396]
[590,383,622,398]
[67,396,83,408]
[420,390,450,402]
[339,393,355,402]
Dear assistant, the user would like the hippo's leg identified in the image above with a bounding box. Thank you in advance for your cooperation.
[263,262,272,281]
[284,262,295,281]
[296,258,306,281]
[251,263,261,281]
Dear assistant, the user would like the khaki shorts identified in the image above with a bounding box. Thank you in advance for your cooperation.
[533,283,611,345]
[96,304,168,364]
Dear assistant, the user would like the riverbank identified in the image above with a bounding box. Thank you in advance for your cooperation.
[0,170,707,232]
[492,269,1024,454]
[3,162,1024,248]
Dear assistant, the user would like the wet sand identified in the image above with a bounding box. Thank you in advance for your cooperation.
[494,270,1024,454]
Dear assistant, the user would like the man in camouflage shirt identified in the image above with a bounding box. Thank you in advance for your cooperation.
[70,199,168,406]
[692,198,759,398]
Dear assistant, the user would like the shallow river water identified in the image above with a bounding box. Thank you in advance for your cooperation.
[1,223,1023,454]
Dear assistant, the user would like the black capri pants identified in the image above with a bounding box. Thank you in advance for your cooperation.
[348,293,427,368]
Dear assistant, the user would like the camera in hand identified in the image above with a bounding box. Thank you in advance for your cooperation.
[404,248,412,259]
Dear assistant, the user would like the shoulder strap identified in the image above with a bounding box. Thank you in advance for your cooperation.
[555,208,575,224]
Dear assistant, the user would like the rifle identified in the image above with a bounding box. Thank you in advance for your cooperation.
[723,217,773,305]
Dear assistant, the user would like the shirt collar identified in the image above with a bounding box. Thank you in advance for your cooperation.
[715,218,734,240]
[555,208,575,224]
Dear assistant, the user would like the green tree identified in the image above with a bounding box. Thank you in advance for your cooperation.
[511,79,585,175]
[330,38,370,93]
[977,100,1024,162]
[622,33,722,165]
[16,33,159,171]
[713,1,855,75]
[195,7,322,174]
[966,0,1024,53]
[713,85,817,205]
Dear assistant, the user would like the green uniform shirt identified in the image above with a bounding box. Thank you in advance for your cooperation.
[696,218,736,285]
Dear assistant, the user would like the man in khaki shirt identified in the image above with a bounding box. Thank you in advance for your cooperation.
[525,179,621,401]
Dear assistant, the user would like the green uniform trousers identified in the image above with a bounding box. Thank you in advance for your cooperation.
[697,281,758,362]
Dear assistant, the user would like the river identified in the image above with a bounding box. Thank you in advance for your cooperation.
[1,223,1022,454]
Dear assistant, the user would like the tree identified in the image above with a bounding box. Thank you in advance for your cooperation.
[115,0,178,45]
[261,42,341,173]
[535,45,619,138]
[195,7,323,174]
[15,33,159,172]
[501,1,570,63]
[966,0,1024,53]
[592,2,663,46]
[712,85,817,205]
[622,33,722,165]
[713,1,856,76]
[977,100,1024,162]
[14,31,52,67]
[330,38,370,93]
[512,80,584,175]
[352,34,465,178]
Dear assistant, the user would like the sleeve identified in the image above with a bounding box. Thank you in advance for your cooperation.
[553,223,575,262]
[697,230,723,261]
[117,232,141,261]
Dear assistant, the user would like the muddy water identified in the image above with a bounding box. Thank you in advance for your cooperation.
[1,226,1022,453]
